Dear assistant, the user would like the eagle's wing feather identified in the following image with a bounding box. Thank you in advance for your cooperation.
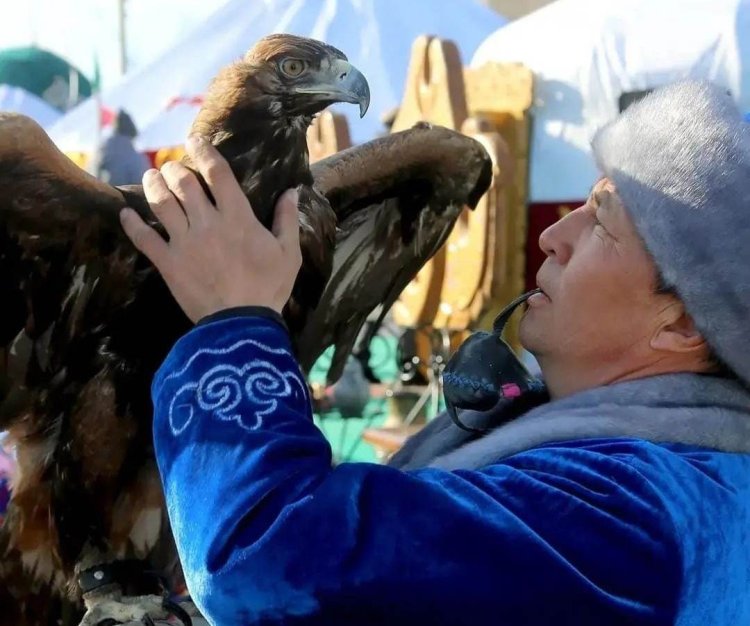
[0,114,158,360]
[301,124,492,382]
[0,114,185,595]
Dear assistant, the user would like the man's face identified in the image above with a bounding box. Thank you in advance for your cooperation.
[520,178,667,383]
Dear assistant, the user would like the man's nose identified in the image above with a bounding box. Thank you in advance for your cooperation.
[538,208,583,264]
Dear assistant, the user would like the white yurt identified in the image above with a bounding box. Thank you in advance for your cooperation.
[49,0,506,154]
[472,0,750,205]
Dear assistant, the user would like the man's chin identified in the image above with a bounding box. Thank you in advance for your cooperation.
[518,311,544,354]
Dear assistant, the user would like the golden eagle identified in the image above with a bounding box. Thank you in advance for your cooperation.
[0,34,491,623]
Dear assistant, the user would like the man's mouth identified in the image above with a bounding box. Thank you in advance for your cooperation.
[529,279,551,306]
[535,279,550,300]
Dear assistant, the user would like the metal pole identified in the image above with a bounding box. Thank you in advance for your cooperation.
[117,0,128,76]
[29,0,38,46]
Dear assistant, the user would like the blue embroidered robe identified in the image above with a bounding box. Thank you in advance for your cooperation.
[152,314,750,625]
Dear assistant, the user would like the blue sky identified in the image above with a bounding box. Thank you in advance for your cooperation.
[1,0,226,90]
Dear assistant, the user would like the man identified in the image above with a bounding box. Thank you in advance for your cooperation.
[120,81,750,625]
[90,109,150,186]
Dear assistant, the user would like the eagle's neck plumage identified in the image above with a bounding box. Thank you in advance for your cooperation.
[189,72,314,229]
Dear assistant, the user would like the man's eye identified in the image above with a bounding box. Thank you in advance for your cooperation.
[593,214,608,234]
[281,59,306,77]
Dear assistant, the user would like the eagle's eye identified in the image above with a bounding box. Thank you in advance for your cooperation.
[280,58,307,78]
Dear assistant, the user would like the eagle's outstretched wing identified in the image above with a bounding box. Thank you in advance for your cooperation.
[0,114,187,597]
[299,123,492,381]
[0,115,490,613]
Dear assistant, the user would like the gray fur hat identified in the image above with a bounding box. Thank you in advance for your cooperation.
[591,81,750,384]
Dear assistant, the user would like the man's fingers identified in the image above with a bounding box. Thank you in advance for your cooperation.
[185,135,256,223]
[272,189,301,259]
[143,169,188,238]
[160,160,214,227]
[120,208,171,271]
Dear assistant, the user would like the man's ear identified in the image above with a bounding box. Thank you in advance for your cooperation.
[650,303,707,354]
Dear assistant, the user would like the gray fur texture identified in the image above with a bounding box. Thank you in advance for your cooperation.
[591,80,750,384]
[389,374,750,471]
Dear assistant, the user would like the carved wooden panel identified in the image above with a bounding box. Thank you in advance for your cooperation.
[463,63,533,348]
[307,111,352,163]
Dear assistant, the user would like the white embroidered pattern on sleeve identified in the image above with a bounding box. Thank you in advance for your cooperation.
[165,339,307,435]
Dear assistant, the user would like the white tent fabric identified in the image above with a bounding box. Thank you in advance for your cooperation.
[472,0,750,203]
[49,0,505,152]
[0,84,62,128]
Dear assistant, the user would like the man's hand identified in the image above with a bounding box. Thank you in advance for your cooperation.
[120,135,302,322]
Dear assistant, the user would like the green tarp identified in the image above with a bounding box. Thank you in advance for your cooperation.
[0,46,91,112]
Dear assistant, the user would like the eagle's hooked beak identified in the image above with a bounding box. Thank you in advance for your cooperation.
[297,58,371,118]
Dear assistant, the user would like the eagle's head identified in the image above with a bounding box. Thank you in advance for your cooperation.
[193,34,370,138]
[245,34,370,118]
